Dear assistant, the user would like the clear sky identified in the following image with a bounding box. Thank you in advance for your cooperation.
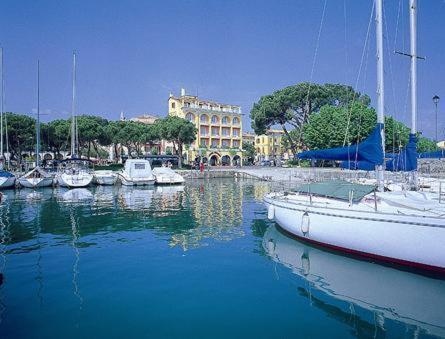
[1,0,444,138]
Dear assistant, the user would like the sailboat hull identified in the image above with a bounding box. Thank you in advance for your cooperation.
[264,193,445,273]
[19,177,53,188]
[0,176,16,189]
[58,173,93,188]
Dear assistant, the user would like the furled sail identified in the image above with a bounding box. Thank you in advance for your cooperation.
[298,123,384,166]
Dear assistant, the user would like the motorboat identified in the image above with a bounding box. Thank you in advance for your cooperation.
[93,170,118,185]
[263,225,445,338]
[153,167,185,185]
[265,0,445,273]
[19,167,53,188]
[57,159,94,188]
[119,159,155,186]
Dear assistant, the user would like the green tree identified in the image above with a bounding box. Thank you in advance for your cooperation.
[250,83,370,154]
[242,142,256,164]
[158,116,197,168]
[417,136,439,153]
[42,119,71,156]
[77,115,109,159]
[4,113,35,163]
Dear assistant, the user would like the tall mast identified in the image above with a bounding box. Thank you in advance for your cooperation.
[71,51,76,158]
[410,0,417,134]
[0,47,4,162]
[375,0,385,192]
[36,60,41,167]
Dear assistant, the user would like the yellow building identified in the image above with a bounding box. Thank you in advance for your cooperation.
[168,88,243,166]
[255,129,291,161]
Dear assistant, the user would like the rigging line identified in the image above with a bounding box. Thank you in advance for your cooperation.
[393,0,402,52]
[342,0,375,147]
[297,0,328,149]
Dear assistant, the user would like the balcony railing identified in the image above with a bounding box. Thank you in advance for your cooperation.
[182,104,241,114]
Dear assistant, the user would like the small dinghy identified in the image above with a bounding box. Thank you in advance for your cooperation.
[119,159,155,186]
[93,170,118,185]
[153,167,184,185]
[19,167,53,188]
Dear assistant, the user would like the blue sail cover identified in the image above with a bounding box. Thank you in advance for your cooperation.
[386,133,417,171]
[418,149,445,159]
[340,160,376,171]
[298,123,384,166]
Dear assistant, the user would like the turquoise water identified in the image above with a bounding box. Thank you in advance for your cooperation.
[0,179,444,339]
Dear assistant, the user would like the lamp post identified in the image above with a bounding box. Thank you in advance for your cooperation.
[433,95,440,141]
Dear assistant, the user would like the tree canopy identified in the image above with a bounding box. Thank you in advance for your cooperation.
[250,82,370,154]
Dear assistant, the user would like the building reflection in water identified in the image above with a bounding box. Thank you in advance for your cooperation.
[262,225,445,338]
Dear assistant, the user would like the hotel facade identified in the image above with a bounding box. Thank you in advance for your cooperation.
[168,89,243,166]
[255,129,291,162]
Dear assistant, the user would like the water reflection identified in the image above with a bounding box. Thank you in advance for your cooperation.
[263,225,445,338]
[0,180,248,251]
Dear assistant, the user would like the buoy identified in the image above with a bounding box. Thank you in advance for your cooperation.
[301,211,310,235]
[267,205,275,220]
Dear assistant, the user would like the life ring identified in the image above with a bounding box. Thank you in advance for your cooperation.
[267,205,275,220]
[301,211,310,235]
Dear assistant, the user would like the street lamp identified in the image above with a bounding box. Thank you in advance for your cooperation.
[433,95,440,141]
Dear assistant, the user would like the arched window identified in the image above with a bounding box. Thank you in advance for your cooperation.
[222,116,230,124]
[200,114,209,123]
[185,113,194,122]
[233,117,239,124]
[211,115,219,124]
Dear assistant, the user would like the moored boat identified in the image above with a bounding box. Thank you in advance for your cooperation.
[57,159,94,188]
[0,170,15,189]
[119,159,155,186]
[19,167,53,188]
[153,167,184,185]
[94,170,118,185]
[262,225,445,338]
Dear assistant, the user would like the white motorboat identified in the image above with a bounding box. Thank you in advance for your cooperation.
[153,167,185,185]
[94,170,118,185]
[57,159,94,188]
[19,167,53,188]
[265,0,445,273]
[263,225,445,338]
[119,159,155,186]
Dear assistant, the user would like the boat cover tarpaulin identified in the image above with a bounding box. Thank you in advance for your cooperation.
[297,123,384,165]
[0,170,14,178]
[386,133,417,171]
[418,149,445,159]
[293,180,376,202]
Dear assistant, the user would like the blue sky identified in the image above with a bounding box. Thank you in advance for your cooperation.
[1,0,444,138]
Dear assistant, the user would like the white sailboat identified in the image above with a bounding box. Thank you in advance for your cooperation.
[263,226,445,338]
[264,0,445,273]
[57,52,93,189]
[0,47,16,189]
[19,61,53,188]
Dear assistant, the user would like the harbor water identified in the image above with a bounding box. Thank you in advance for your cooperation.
[0,178,444,338]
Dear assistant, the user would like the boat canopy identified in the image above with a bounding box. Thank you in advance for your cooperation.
[0,170,14,178]
[298,123,384,166]
[293,180,376,202]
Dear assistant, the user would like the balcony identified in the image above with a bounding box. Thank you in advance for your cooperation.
[182,104,242,115]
